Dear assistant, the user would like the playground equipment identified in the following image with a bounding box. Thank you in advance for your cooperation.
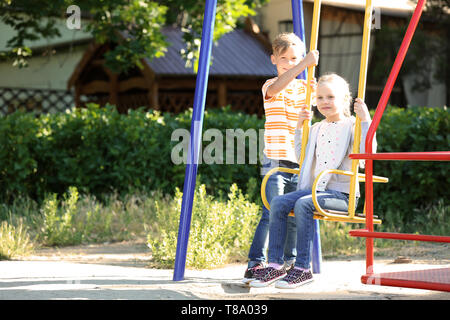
[173,0,449,291]
[261,0,388,225]
[173,0,217,281]
[348,0,450,292]
[260,0,388,277]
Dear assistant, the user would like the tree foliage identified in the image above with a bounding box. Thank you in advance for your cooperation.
[370,0,449,93]
[0,0,269,72]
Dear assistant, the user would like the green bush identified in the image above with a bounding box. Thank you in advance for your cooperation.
[0,111,40,201]
[33,104,175,198]
[0,104,448,235]
[0,104,263,202]
[148,183,260,268]
[371,106,449,232]
[34,186,165,246]
[0,220,34,260]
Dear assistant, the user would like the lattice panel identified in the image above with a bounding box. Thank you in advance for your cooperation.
[0,87,74,115]
[0,87,264,116]
[158,91,195,113]
[228,91,263,116]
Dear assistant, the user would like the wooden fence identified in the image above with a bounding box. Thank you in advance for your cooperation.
[0,87,264,116]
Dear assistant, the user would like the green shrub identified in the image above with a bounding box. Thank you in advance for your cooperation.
[35,186,166,246]
[0,104,448,236]
[33,104,175,198]
[0,220,34,260]
[148,183,260,269]
[0,111,40,201]
[0,104,263,202]
[40,187,82,246]
[371,106,449,232]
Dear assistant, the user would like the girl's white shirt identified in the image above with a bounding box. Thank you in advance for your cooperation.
[294,116,377,196]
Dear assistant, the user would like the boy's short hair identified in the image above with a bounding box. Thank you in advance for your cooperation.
[272,32,306,56]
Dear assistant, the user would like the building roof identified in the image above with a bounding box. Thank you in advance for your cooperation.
[145,26,276,77]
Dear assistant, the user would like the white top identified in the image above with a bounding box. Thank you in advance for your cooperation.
[314,120,348,191]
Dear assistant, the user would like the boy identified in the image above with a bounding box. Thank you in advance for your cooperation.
[243,33,319,283]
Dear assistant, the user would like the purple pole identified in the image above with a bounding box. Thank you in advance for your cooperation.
[291,0,307,81]
[173,0,217,281]
[291,0,322,274]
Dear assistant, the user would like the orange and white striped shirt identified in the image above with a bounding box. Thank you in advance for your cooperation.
[262,77,315,163]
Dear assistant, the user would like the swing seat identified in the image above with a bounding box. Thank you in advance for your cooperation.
[260,166,388,224]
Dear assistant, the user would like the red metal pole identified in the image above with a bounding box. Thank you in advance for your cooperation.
[365,0,426,154]
[350,229,450,243]
[365,159,374,275]
[350,151,450,161]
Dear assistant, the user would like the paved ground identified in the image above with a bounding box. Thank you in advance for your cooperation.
[1,257,449,300]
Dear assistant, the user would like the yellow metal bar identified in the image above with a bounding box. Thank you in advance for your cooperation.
[299,0,321,169]
[313,213,381,224]
[262,167,386,221]
[311,169,382,224]
[348,0,373,219]
[261,167,300,210]
[358,174,388,184]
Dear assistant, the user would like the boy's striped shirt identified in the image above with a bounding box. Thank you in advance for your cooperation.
[262,77,315,163]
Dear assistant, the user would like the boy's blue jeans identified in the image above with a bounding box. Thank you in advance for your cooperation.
[247,161,298,268]
[268,189,350,269]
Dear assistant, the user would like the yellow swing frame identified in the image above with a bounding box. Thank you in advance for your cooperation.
[261,0,388,224]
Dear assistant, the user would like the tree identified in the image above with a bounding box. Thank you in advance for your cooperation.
[369,0,449,106]
[0,0,268,73]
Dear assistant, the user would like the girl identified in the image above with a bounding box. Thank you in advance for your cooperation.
[249,73,376,288]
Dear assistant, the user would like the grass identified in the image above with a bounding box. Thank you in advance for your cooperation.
[0,220,34,260]
[0,185,448,268]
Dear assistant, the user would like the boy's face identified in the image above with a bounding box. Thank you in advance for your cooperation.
[271,46,303,76]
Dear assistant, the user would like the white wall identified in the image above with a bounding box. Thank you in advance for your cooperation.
[0,45,87,90]
[0,17,91,90]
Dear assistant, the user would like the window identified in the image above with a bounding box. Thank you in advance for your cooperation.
[278,20,293,34]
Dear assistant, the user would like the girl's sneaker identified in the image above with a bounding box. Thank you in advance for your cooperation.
[249,267,287,288]
[275,267,313,289]
[242,263,266,284]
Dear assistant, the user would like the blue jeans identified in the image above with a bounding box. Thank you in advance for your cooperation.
[268,189,350,269]
[247,160,298,268]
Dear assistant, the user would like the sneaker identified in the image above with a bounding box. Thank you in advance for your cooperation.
[275,268,313,289]
[249,267,287,288]
[242,263,266,284]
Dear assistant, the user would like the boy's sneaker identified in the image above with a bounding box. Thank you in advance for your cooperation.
[242,263,266,284]
[275,267,313,289]
[249,267,287,288]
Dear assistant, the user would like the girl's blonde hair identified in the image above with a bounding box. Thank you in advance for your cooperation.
[317,73,352,117]
[272,32,306,56]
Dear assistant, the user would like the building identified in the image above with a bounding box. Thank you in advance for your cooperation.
[0,1,447,115]
[67,22,276,116]
[256,0,447,109]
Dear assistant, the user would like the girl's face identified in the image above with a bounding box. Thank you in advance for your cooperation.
[316,83,347,122]
[271,46,303,76]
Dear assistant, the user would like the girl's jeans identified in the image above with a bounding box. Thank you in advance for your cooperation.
[247,160,298,268]
[268,189,350,269]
